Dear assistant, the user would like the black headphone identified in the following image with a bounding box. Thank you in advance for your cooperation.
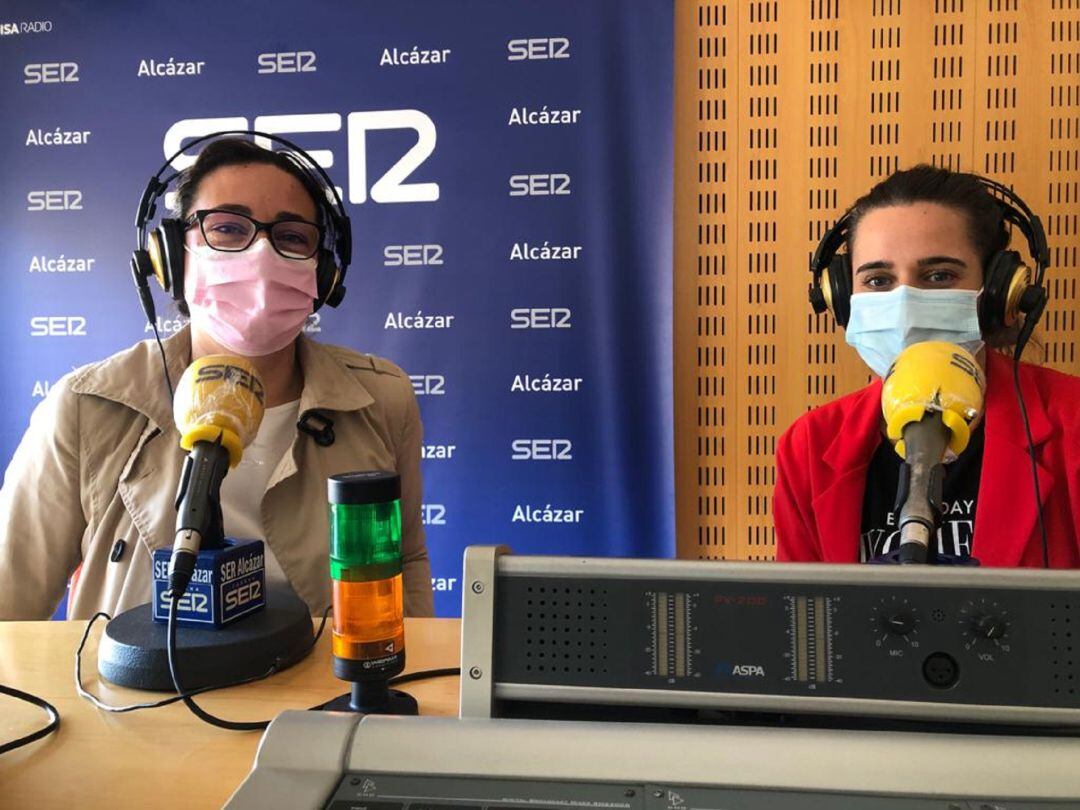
[809,175,1050,336]
[131,130,352,327]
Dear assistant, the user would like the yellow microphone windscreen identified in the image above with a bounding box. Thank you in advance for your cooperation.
[173,355,266,467]
[882,341,986,459]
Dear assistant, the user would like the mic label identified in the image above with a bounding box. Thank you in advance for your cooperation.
[152,539,266,627]
[195,363,266,405]
[949,351,985,387]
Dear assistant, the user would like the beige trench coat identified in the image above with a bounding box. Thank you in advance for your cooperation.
[0,327,434,620]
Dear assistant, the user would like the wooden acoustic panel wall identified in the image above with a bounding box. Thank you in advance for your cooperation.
[674,0,1080,560]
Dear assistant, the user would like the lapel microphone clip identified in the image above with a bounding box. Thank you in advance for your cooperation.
[298,410,335,446]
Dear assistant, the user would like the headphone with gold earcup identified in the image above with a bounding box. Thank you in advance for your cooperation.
[808,175,1049,335]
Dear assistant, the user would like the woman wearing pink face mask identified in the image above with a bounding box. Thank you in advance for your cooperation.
[0,139,435,620]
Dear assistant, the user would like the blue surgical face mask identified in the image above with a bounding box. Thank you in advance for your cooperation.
[845,286,983,377]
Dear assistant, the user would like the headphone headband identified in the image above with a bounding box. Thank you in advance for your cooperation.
[135,129,352,271]
[976,177,1049,286]
[811,174,1048,288]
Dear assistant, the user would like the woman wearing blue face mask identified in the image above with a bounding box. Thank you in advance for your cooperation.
[774,165,1080,567]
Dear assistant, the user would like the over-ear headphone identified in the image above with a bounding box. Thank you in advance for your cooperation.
[131,130,352,328]
[809,175,1050,336]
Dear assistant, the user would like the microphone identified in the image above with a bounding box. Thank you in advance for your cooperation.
[98,355,316,694]
[167,355,265,601]
[881,342,985,564]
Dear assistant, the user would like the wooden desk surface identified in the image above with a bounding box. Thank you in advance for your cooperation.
[0,617,461,809]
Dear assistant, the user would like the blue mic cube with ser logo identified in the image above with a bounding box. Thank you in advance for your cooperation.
[152,537,266,628]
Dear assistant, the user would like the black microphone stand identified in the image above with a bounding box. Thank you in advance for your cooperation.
[872,414,980,567]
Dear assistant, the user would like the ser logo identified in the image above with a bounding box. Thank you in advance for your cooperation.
[421,504,446,526]
[384,244,443,266]
[162,590,209,615]
[510,308,572,329]
[509,173,571,197]
[195,363,266,404]
[164,111,438,205]
[31,316,86,337]
[257,51,316,74]
[511,439,573,461]
[24,62,78,83]
[410,374,445,396]
[27,190,82,211]
[224,580,262,611]
[507,37,571,61]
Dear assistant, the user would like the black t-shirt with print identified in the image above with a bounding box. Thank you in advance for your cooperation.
[859,426,984,563]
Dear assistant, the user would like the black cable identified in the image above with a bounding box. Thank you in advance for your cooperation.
[166,599,334,731]
[167,596,269,731]
[76,612,195,713]
[1012,355,1050,569]
[75,605,453,727]
[151,318,175,403]
[1011,291,1050,568]
[0,683,60,755]
[76,607,332,715]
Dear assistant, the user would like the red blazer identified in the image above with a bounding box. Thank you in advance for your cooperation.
[774,350,1080,567]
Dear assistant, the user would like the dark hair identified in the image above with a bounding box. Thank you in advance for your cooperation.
[845,164,1028,349]
[173,137,326,227]
[171,137,327,317]
[846,164,1010,269]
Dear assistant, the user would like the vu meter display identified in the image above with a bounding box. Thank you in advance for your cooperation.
[784,595,843,687]
[646,591,700,680]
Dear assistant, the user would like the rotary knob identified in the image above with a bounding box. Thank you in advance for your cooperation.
[959,599,1012,654]
[884,611,918,636]
[873,597,921,649]
[971,613,1008,640]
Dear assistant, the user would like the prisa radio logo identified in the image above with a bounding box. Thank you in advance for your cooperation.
[4,20,53,37]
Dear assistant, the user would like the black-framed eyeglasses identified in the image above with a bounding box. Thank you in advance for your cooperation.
[185,209,324,260]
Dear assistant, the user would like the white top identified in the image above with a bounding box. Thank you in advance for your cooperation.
[219,399,301,584]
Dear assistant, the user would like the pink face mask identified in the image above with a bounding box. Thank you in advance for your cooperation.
[184,236,318,357]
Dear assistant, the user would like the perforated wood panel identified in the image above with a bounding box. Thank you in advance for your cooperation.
[675,0,1080,561]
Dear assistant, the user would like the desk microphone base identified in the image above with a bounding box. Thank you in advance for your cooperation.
[98,582,314,691]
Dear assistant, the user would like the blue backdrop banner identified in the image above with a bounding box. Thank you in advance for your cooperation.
[0,0,674,616]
